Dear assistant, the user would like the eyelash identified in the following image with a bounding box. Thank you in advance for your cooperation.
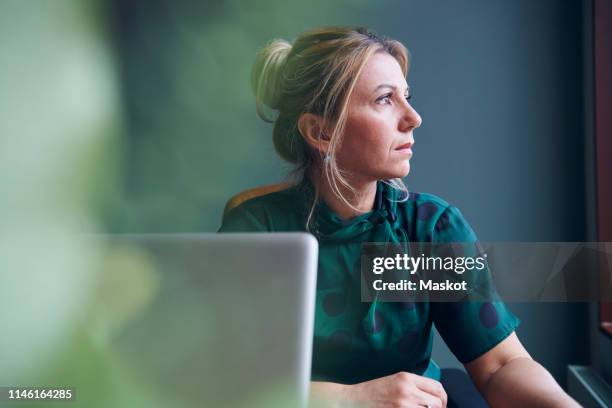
[377,93,412,105]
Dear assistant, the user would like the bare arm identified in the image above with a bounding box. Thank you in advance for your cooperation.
[465,332,579,407]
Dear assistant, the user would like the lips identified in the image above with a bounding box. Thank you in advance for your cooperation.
[395,143,413,150]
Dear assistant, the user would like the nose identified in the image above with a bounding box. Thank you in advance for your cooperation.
[399,100,422,132]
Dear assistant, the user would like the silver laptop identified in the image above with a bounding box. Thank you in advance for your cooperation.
[95,233,318,408]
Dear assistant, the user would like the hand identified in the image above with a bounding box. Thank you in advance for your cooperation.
[343,371,447,408]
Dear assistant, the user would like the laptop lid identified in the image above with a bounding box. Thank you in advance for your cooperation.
[93,233,318,408]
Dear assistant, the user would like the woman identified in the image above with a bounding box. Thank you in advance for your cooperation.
[218,26,578,408]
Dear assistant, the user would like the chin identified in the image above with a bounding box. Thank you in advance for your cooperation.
[381,169,410,180]
[370,162,410,180]
[402,164,411,176]
[394,163,411,178]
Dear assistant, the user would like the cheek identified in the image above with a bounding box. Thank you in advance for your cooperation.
[334,107,404,175]
[342,117,393,159]
[347,111,387,135]
[336,137,392,176]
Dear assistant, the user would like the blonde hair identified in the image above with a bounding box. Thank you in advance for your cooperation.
[251,26,410,230]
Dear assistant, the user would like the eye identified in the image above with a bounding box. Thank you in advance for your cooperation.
[376,93,413,105]
[376,93,393,105]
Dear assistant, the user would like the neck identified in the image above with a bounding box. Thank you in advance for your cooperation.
[307,168,378,221]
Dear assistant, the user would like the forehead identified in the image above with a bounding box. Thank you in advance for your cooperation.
[353,52,408,97]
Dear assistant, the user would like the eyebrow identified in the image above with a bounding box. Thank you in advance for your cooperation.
[373,83,410,95]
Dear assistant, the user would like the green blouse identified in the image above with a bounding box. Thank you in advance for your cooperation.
[217,178,520,384]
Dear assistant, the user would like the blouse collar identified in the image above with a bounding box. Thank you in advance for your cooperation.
[293,177,403,242]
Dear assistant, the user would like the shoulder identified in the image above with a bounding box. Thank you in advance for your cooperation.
[406,191,452,212]
[397,191,476,241]
[399,191,451,224]
[218,187,305,232]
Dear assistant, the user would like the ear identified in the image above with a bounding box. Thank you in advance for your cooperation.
[297,112,331,155]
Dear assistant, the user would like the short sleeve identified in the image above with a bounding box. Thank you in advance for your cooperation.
[217,204,269,232]
[430,205,521,364]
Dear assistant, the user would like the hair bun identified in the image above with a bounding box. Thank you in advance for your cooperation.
[251,39,292,121]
